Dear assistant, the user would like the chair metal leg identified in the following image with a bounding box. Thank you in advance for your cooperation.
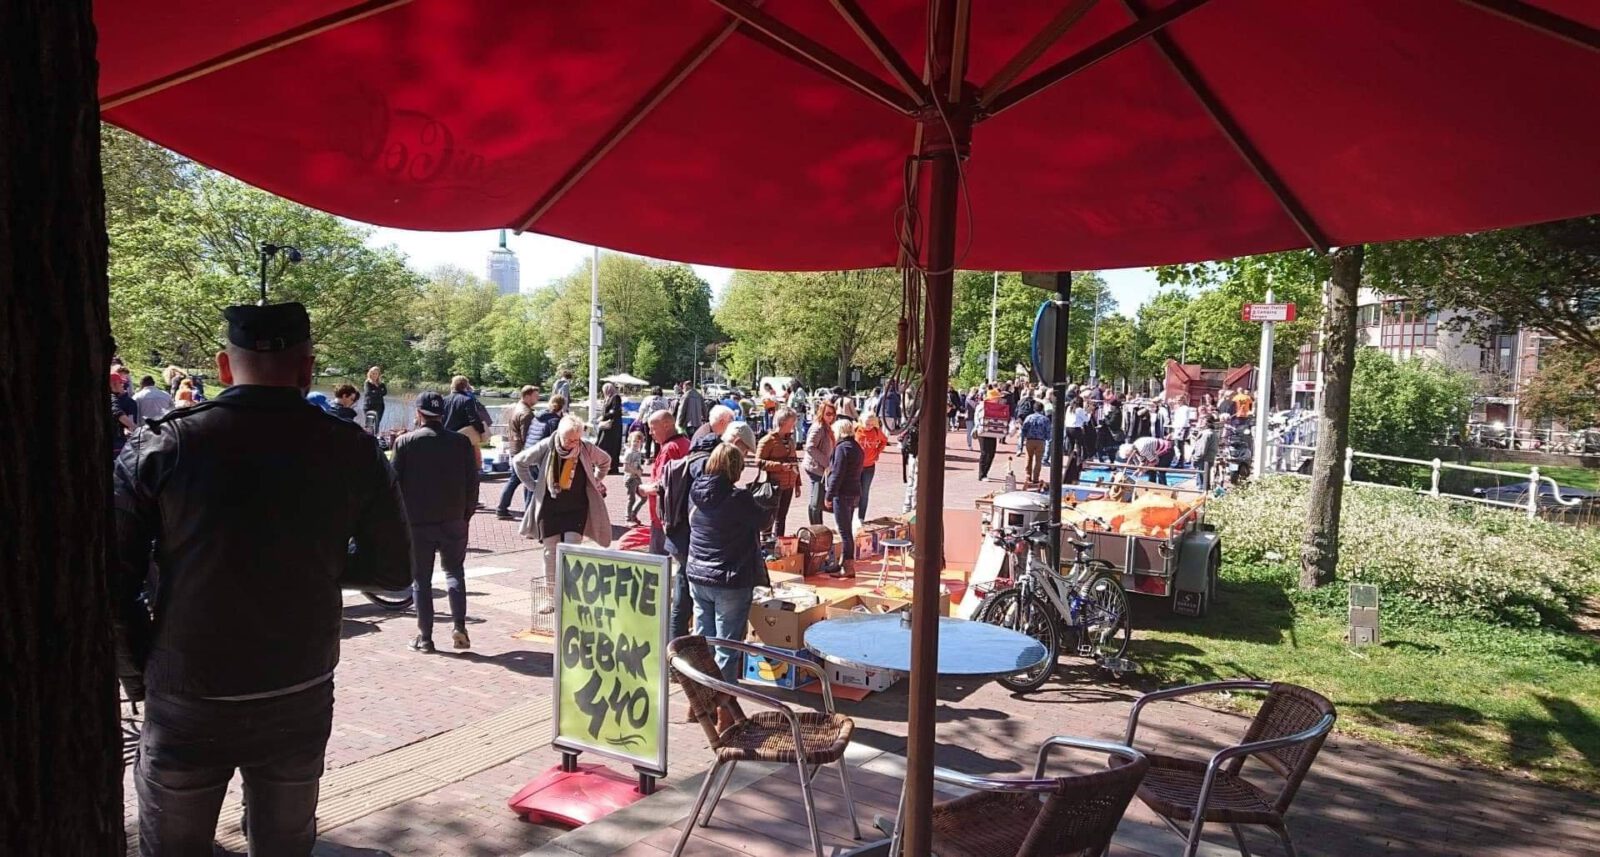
[671,759,723,857]
[1229,823,1253,857]
[699,760,737,827]
[796,754,824,857]
[1181,816,1205,857]
[1273,823,1299,857]
[835,757,862,839]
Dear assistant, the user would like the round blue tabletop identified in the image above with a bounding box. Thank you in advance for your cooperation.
[804,615,1049,677]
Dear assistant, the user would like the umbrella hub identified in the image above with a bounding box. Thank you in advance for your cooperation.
[916,92,976,159]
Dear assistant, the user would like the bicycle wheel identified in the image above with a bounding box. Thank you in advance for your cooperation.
[1068,573,1130,661]
[362,589,414,611]
[977,587,1059,692]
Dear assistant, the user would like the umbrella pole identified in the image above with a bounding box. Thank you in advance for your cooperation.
[905,3,969,849]
[905,150,956,856]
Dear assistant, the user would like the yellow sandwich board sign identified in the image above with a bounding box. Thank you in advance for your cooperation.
[552,545,670,780]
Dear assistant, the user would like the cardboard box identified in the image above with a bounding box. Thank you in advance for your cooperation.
[823,591,952,619]
[765,553,804,576]
[854,531,880,559]
[824,595,876,620]
[860,591,952,617]
[748,599,830,649]
[743,646,818,689]
[863,518,908,541]
[826,661,900,693]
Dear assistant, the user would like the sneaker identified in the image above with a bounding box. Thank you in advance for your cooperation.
[452,629,471,650]
[496,511,516,521]
[409,636,436,654]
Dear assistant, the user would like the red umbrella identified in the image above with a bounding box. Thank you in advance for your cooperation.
[96,1,1600,853]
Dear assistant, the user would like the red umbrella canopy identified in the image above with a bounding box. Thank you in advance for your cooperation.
[97,0,1600,270]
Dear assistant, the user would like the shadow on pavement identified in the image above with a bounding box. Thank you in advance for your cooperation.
[451,649,554,679]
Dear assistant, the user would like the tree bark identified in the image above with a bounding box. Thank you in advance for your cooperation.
[1300,245,1363,589]
[0,0,122,852]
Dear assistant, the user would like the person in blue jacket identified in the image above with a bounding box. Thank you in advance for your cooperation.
[685,442,766,686]
[825,419,864,561]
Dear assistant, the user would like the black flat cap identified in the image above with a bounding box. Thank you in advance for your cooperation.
[224,302,311,352]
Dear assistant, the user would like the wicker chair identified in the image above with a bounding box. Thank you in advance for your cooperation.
[666,635,860,857]
[1114,680,1336,857]
[927,737,1148,857]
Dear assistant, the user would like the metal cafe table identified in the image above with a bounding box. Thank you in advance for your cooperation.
[803,614,1050,856]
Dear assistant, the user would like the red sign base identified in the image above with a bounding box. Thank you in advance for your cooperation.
[507,763,651,827]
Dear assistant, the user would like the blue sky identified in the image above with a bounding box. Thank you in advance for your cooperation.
[366,226,1162,313]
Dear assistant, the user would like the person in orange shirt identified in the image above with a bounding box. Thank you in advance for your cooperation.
[1233,388,1254,421]
[854,411,890,523]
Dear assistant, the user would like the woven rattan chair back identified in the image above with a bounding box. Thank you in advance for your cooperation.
[667,636,748,746]
[1227,682,1336,813]
[1019,757,1151,857]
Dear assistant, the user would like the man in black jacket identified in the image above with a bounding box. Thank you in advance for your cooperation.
[394,391,481,653]
[113,302,411,857]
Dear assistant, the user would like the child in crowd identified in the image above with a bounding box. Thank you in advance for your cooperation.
[622,431,646,525]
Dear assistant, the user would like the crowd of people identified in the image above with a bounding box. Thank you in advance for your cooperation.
[107,298,1265,856]
[947,377,1260,490]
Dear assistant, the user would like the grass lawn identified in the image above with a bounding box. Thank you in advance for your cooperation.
[1467,460,1600,493]
[1133,562,1600,792]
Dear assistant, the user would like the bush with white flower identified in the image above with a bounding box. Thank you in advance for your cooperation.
[1210,477,1600,627]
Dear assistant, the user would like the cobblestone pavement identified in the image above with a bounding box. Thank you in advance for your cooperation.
[118,431,1600,856]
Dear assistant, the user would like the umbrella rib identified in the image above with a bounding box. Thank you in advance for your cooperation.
[1455,0,1600,53]
[706,0,919,115]
[101,0,414,110]
[980,0,1100,104]
[828,0,926,104]
[513,15,748,233]
[1121,0,1328,252]
[981,0,1213,119]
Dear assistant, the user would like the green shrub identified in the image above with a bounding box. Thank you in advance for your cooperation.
[1348,349,1476,487]
[1209,477,1600,627]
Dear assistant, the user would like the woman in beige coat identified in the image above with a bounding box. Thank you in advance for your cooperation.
[512,415,613,610]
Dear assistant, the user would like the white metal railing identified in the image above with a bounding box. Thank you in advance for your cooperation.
[1268,443,1583,519]
[1462,423,1600,455]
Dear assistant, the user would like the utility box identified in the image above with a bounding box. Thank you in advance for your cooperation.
[1349,584,1380,647]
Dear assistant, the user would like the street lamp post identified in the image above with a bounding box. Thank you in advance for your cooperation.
[588,246,601,426]
[986,270,999,383]
[1088,278,1102,383]
[257,242,302,304]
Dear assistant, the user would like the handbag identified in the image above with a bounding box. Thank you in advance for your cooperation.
[751,476,780,510]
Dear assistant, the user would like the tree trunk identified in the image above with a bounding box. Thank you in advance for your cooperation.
[0,1,123,853]
[1300,245,1363,589]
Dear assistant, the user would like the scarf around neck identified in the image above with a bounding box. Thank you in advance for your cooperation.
[547,439,581,497]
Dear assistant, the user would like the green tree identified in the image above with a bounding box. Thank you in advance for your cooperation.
[633,338,661,380]
[715,269,900,388]
[407,265,498,383]
[545,253,671,381]
[100,125,185,224]
[653,264,720,385]
[488,290,555,387]
[1348,348,1475,484]
[714,271,780,383]
[1366,216,1600,359]
[950,270,1115,387]
[109,172,422,376]
[1520,345,1600,428]
[1151,251,1326,369]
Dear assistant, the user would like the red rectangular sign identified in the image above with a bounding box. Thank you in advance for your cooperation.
[1242,302,1296,322]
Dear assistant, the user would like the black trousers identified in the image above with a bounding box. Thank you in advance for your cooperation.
[763,484,796,540]
[136,681,334,857]
[412,519,469,640]
[978,436,999,478]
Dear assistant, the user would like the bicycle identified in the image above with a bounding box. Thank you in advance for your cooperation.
[975,519,1132,692]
